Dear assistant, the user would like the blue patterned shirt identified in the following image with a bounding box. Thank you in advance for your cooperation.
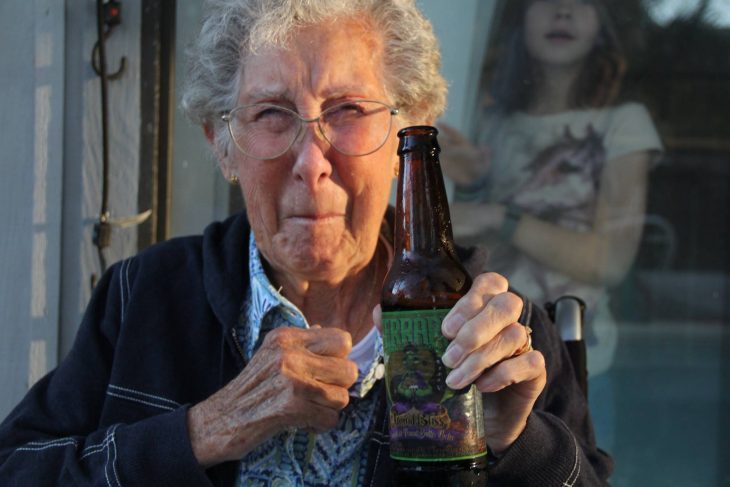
[235,234,384,487]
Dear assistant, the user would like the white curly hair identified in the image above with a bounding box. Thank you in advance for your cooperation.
[181,0,447,155]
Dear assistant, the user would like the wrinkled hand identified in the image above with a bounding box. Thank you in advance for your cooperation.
[373,274,546,454]
[187,327,358,467]
[440,272,546,454]
[437,123,490,185]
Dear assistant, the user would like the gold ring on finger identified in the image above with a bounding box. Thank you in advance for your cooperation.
[514,324,533,356]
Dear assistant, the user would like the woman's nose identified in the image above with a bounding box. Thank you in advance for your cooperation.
[291,123,333,186]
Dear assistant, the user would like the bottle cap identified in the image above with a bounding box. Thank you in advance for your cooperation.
[397,125,440,156]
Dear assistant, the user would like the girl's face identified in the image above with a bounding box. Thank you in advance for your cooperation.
[524,0,601,70]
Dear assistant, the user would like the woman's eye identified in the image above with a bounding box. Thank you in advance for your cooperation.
[252,107,288,122]
[325,103,366,124]
[333,103,364,115]
[241,106,295,133]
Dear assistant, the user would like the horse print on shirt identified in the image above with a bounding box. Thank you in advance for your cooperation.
[508,124,606,222]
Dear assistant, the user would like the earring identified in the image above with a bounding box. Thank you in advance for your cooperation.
[227,173,239,185]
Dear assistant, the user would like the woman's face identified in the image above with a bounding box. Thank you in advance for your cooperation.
[524,0,601,70]
[226,19,402,285]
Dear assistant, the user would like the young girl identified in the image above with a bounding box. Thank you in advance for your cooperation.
[440,0,663,447]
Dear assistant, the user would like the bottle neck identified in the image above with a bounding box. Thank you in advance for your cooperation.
[393,148,456,259]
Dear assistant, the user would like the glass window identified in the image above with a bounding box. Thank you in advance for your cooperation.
[432,1,729,485]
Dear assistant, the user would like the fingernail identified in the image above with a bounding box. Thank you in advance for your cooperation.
[446,369,464,389]
[441,343,463,368]
[442,314,461,337]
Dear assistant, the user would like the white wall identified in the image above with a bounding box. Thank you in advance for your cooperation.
[0,0,65,419]
[59,0,142,359]
[0,0,142,419]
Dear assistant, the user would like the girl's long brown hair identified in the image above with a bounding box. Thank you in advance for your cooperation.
[485,0,626,113]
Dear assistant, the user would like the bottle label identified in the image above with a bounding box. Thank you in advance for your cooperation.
[381,308,487,462]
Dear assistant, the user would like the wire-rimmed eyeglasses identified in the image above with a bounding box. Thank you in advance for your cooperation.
[221,99,399,160]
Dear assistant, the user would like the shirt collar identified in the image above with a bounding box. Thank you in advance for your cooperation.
[239,233,309,361]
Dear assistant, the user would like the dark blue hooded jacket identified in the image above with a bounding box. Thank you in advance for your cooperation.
[0,212,612,486]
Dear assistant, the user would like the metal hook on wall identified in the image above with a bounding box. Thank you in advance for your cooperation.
[91,0,152,285]
[91,0,126,80]
[92,41,126,80]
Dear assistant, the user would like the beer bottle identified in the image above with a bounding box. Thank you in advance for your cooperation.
[381,126,488,486]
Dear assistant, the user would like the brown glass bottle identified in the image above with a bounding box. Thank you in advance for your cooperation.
[381,126,487,486]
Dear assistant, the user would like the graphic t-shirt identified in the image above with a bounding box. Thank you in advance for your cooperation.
[456,102,662,375]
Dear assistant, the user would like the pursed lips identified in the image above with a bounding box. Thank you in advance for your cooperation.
[285,212,346,223]
[546,30,575,41]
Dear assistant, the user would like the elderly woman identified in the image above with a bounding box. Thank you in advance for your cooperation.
[0,0,611,485]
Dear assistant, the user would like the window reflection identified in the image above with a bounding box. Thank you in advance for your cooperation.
[646,0,730,27]
[438,0,729,484]
[441,0,663,439]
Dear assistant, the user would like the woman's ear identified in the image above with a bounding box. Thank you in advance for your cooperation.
[204,123,238,183]
[203,123,216,146]
[203,123,226,160]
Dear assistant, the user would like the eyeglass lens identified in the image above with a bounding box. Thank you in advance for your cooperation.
[227,100,395,159]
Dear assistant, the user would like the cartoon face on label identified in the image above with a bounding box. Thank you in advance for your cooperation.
[388,344,447,413]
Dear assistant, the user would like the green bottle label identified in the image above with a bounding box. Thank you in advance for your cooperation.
[382,308,487,462]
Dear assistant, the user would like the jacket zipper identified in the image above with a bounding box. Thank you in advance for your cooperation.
[230,327,246,362]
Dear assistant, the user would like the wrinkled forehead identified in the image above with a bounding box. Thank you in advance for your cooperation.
[237,18,388,104]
